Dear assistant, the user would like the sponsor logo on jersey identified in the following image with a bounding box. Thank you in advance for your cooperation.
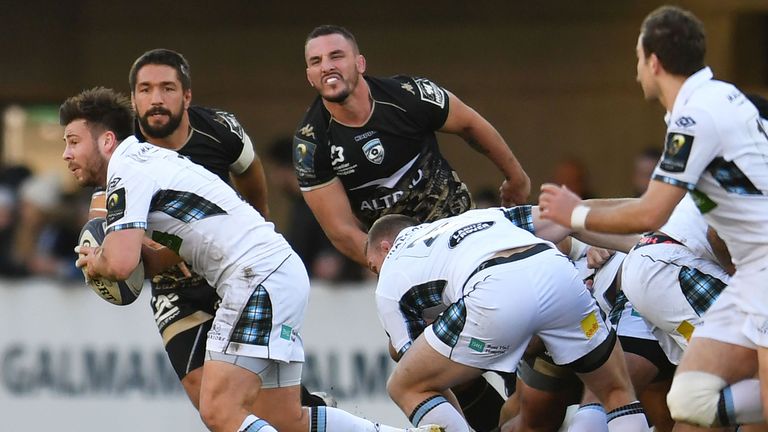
[448,221,494,248]
[107,175,122,190]
[580,312,599,339]
[363,138,385,164]
[676,320,695,342]
[106,188,126,225]
[330,145,345,165]
[354,131,377,142]
[659,133,693,173]
[299,123,316,140]
[415,78,446,108]
[468,338,485,352]
[674,116,696,128]
[360,191,404,212]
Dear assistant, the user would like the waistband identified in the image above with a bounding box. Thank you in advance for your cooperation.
[464,243,552,289]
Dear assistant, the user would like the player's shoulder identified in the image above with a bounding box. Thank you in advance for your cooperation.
[188,105,246,142]
[295,96,330,144]
[371,74,448,110]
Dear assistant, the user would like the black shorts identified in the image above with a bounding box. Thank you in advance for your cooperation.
[150,266,220,380]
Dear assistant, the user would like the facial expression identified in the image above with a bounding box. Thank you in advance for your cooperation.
[305,34,365,103]
[62,119,109,187]
[635,34,659,101]
[132,64,190,138]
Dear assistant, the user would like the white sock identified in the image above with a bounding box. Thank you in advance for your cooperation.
[568,403,608,432]
[719,379,764,425]
[239,414,278,432]
[310,406,409,432]
[606,402,649,432]
[410,395,470,432]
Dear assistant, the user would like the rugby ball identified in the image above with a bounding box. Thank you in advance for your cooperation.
[78,217,144,305]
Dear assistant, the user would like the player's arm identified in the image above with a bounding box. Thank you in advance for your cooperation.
[140,237,185,278]
[302,179,368,266]
[229,132,270,218]
[538,179,686,234]
[76,228,144,281]
[440,91,530,205]
[231,157,270,218]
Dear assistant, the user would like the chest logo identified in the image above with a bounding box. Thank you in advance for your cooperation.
[363,139,385,165]
[331,145,345,165]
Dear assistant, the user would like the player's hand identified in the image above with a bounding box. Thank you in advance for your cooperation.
[499,179,529,207]
[586,247,614,269]
[538,183,582,227]
[74,245,98,280]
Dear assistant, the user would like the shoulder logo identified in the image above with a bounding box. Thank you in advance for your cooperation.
[214,110,244,139]
[362,138,385,164]
[660,133,694,173]
[106,187,126,225]
[299,124,316,140]
[415,78,446,108]
[674,116,696,128]
[401,82,415,95]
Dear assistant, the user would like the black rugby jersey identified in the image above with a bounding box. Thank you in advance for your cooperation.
[135,105,249,184]
[293,75,472,228]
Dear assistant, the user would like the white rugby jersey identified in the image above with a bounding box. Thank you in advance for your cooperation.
[658,194,717,263]
[375,207,553,352]
[653,67,768,266]
[105,137,290,287]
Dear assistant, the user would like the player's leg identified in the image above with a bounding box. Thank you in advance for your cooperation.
[500,355,582,432]
[387,336,480,432]
[667,284,762,429]
[451,375,504,431]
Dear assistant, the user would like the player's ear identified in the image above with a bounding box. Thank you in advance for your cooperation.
[356,54,366,74]
[380,239,392,255]
[183,88,192,109]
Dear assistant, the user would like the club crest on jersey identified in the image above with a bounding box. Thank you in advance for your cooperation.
[415,78,445,108]
[106,188,126,225]
[448,221,494,248]
[660,133,693,173]
[363,138,385,164]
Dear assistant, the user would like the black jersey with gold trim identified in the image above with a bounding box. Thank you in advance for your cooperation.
[293,75,472,228]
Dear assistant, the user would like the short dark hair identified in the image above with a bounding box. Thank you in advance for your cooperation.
[59,87,134,140]
[367,214,419,252]
[128,48,192,92]
[306,25,359,52]
[640,6,706,77]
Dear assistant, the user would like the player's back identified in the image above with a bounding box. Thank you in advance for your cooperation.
[379,208,553,303]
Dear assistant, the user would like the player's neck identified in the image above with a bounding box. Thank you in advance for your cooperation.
[658,74,686,112]
[325,78,372,126]
[141,114,191,151]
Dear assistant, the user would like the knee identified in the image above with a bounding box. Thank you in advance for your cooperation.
[667,371,726,427]
[198,393,228,432]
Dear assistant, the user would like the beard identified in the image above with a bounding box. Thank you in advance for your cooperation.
[320,72,359,103]
[138,105,184,139]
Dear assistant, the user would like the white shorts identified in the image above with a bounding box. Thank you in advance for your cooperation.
[206,252,309,363]
[423,247,612,372]
[621,243,729,361]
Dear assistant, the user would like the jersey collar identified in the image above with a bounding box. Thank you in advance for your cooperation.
[666,66,713,123]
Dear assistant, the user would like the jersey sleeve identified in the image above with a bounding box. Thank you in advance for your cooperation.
[105,157,156,234]
[208,109,256,175]
[391,75,451,130]
[653,107,720,190]
[375,271,419,356]
[293,113,335,189]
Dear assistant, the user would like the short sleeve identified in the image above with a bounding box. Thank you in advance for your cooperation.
[293,121,335,189]
[105,157,156,233]
[653,107,720,190]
